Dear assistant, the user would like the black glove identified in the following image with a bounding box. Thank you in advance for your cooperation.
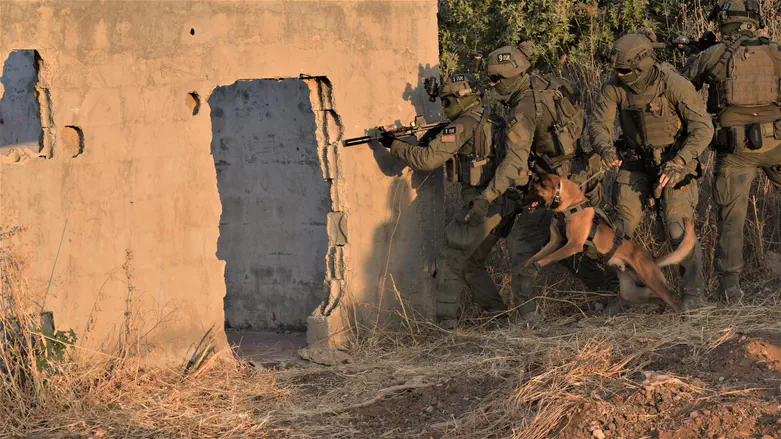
[378,128,395,149]
[600,147,621,170]
[465,197,490,225]
[655,156,686,198]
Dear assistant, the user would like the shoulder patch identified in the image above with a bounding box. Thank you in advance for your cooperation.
[508,116,520,128]
[440,126,458,143]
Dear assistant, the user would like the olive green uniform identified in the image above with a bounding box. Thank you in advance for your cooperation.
[590,64,713,295]
[682,33,781,293]
[496,74,617,314]
[391,105,514,319]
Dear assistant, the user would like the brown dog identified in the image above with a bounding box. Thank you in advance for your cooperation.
[524,173,696,313]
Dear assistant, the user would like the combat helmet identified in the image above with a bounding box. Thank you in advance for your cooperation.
[485,42,535,101]
[709,0,764,32]
[608,30,664,91]
[439,73,483,120]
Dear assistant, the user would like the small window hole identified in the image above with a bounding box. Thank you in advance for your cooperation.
[190,28,195,36]
[60,126,84,158]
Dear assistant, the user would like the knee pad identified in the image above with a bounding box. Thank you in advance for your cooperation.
[668,221,685,242]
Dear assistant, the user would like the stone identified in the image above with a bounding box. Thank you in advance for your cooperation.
[592,429,606,439]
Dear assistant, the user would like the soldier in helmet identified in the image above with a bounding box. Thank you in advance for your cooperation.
[484,43,618,323]
[590,30,714,312]
[380,73,516,328]
[682,0,781,303]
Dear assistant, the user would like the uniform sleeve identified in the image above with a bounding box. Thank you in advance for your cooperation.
[588,83,621,155]
[389,121,468,171]
[480,108,536,203]
[667,72,714,165]
[680,45,725,90]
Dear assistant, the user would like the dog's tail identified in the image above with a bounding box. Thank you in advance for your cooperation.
[656,218,696,268]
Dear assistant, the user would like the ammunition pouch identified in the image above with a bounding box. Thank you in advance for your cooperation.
[462,155,491,186]
[714,121,781,153]
[445,158,460,183]
[448,154,494,187]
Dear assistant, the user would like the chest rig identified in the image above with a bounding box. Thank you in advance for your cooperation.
[618,67,682,168]
[445,107,506,187]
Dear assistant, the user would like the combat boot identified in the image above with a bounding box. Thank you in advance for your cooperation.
[437,318,458,330]
[600,295,631,317]
[512,297,541,328]
[718,275,744,304]
[680,293,704,312]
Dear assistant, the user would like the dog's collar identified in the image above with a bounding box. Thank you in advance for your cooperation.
[550,181,563,210]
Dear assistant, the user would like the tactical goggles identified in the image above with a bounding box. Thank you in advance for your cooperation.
[616,68,633,75]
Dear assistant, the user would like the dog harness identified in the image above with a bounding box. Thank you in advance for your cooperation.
[552,181,629,263]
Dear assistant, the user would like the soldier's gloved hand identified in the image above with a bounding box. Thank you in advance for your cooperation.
[655,156,686,198]
[600,148,622,170]
[378,129,396,149]
[465,197,490,225]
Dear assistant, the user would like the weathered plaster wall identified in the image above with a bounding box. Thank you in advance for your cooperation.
[0,0,442,364]
[211,79,329,330]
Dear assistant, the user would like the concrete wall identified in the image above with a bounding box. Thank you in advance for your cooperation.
[211,79,329,330]
[0,50,43,155]
[0,0,442,364]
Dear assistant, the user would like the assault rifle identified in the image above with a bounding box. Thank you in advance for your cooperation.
[673,31,718,55]
[342,115,449,147]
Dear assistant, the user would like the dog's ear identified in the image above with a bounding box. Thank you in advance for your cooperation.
[537,172,557,187]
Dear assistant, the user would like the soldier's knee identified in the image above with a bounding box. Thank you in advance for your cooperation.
[462,257,485,277]
[668,220,685,242]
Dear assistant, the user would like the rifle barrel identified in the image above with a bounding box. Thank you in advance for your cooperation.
[342,136,374,147]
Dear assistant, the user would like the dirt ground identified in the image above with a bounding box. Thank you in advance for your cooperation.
[7,296,781,439]
[255,300,781,439]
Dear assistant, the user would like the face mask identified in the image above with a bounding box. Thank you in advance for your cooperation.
[441,94,480,120]
[616,56,655,93]
[492,74,529,103]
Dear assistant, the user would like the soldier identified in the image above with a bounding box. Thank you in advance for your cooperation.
[590,30,714,312]
[681,0,781,303]
[380,73,515,328]
[484,43,618,323]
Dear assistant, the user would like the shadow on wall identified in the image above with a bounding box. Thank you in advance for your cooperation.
[366,64,442,179]
[210,79,330,332]
[0,50,43,155]
[362,64,445,326]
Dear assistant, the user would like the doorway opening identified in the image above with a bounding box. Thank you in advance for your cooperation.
[0,50,44,156]
[210,79,331,337]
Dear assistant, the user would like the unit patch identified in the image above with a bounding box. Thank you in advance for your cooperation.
[498,53,512,63]
[441,126,458,143]
[452,74,465,82]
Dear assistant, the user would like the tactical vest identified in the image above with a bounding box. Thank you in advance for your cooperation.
[525,74,584,161]
[618,64,682,157]
[445,107,506,187]
[706,37,781,127]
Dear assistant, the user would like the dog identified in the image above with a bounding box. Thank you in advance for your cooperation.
[524,173,696,313]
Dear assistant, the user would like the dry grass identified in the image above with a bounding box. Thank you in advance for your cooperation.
[3,218,781,438]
